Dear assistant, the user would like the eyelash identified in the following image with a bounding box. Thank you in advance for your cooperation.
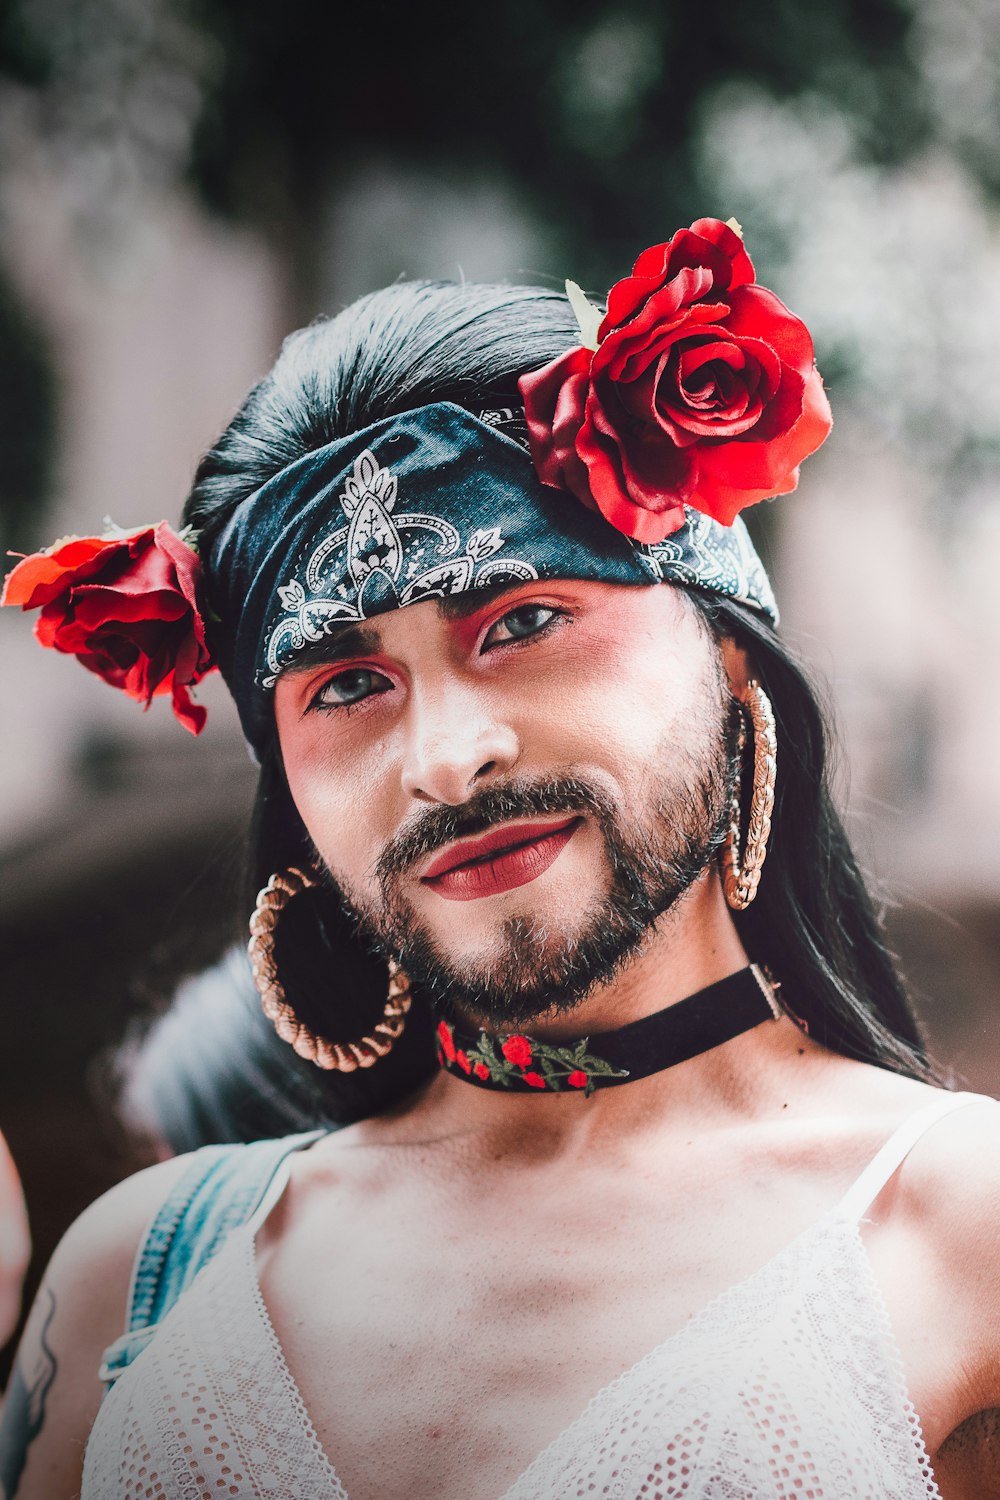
[306,602,569,714]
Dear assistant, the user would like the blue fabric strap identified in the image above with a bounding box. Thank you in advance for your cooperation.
[99,1130,323,1387]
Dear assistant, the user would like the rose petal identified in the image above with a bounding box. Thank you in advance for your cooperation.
[603,260,716,338]
[597,302,728,385]
[578,391,692,542]
[723,286,816,375]
[686,218,756,289]
[1,534,137,609]
[691,369,832,522]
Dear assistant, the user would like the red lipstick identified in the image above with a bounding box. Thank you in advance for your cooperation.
[420,816,581,901]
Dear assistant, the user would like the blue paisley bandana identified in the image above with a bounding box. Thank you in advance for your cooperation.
[208,402,777,754]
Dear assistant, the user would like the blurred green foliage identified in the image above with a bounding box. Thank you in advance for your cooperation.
[0,261,56,554]
[0,0,976,538]
[1,0,935,295]
[181,0,931,291]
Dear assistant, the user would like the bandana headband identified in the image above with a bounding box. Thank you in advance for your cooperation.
[1,216,830,739]
[208,400,777,752]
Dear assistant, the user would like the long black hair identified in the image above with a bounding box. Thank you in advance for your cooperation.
[183,280,936,1123]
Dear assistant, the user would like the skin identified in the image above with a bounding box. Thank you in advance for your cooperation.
[0,1132,30,1357]
[2,579,999,1499]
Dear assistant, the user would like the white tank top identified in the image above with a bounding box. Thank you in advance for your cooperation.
[82,1090,990,1499]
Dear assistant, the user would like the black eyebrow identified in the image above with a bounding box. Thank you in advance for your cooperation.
[279,583,536,676]
[281,623,383,675]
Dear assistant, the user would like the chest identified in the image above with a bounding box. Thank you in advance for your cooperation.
[251,1159,950,1500]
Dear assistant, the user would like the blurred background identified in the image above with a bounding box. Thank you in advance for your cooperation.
[1,0,999,1369]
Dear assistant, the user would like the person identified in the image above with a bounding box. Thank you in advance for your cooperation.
[0,1130,30,1363]
[109,946,340,1162]
[1,217,998,1498]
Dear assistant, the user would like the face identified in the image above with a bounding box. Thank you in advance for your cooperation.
[274,580,739,1029]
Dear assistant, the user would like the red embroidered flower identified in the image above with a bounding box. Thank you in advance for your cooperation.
[473,1062,489,1081]
[456,1050,472,1074]
[519,218,832,544]
[1,523,214,733]
[523,1072,547,1089]
[501,1035,533,1069]
[436,1020,457,1063]
[568,1070,589,1089]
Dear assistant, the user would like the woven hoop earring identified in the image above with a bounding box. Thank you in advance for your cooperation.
[247,867,412,1071]
[723,680,777,911]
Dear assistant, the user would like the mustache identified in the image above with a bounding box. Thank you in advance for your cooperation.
[372,774,617,890]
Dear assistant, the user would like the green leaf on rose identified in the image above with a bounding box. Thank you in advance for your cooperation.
[565,279,603,352]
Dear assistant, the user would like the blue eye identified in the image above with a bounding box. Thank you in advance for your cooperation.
[311,667,391,711]
[483,604,562,648]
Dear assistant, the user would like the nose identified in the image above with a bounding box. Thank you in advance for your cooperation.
[400,681,520,805]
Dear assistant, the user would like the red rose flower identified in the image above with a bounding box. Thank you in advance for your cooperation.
[473,1062,489,1081]
[501,1035,533,1069]
[456,1050,472,1074]
[1,522,214,733]
[568,1070,589,1089]
[519,217,832,544]
[523,1072,547,1089]
[436,1020,457,1063]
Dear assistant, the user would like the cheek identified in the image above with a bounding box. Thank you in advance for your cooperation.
[534,620,711,762]
[278,726,392,884]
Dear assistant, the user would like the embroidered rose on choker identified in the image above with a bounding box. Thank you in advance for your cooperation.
[518,217,833,544]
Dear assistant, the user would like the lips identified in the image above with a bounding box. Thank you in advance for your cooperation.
[420,815,582,901]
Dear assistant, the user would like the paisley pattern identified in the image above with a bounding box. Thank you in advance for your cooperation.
[208,402,778,752]
[260,447,777,689]
[635,507,777,621]
[262,449,539,686]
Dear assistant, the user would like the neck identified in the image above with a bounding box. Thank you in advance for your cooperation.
[455,864,750,1042]
[407,867,827,1141]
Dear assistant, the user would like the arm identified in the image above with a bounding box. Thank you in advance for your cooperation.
[0,1155,189,1500]
[0,1134,30,1352]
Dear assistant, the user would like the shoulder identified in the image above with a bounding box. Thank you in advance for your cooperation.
[895,1087,1000,1234]
[0,1153,194,1500]
[44,1151,197,1321]
[892,1088,1000,1409]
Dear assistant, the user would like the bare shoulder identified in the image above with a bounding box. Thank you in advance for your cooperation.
[0,1153,194,1500]
[891,1086,1000,1411]
[894,1084,1000,1231]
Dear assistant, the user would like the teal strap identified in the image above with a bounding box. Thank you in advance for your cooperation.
[99,1130,323,1388]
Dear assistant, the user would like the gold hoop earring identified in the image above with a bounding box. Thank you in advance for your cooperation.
[723,680,777,911]
[247,867,412,1071]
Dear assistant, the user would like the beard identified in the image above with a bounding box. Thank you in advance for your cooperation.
[323,701,740,1033]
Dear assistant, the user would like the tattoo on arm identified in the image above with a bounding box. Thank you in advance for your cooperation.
[0,1289,57,1500]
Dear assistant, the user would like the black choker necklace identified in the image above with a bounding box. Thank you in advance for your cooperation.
[434,965,783,1095]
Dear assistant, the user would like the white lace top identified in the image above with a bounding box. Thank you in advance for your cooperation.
[82,1091,988,1499]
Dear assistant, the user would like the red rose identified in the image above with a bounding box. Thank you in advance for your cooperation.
[568,1070,588,1089]
[473,1062,489,1081]
[456,1050,472,1074]
[501,1035,533,1069]
[523,1072,547,1089]
[1,523,214,733]
[436,1020,457,1063]
[519,217,832,544]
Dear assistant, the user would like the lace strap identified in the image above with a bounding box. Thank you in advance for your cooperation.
[836,1090,990,1223]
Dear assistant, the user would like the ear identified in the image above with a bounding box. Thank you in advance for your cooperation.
[719,635,754,701]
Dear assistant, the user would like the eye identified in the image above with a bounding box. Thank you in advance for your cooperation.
[310,666,392,712]
[482,603,564,649]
